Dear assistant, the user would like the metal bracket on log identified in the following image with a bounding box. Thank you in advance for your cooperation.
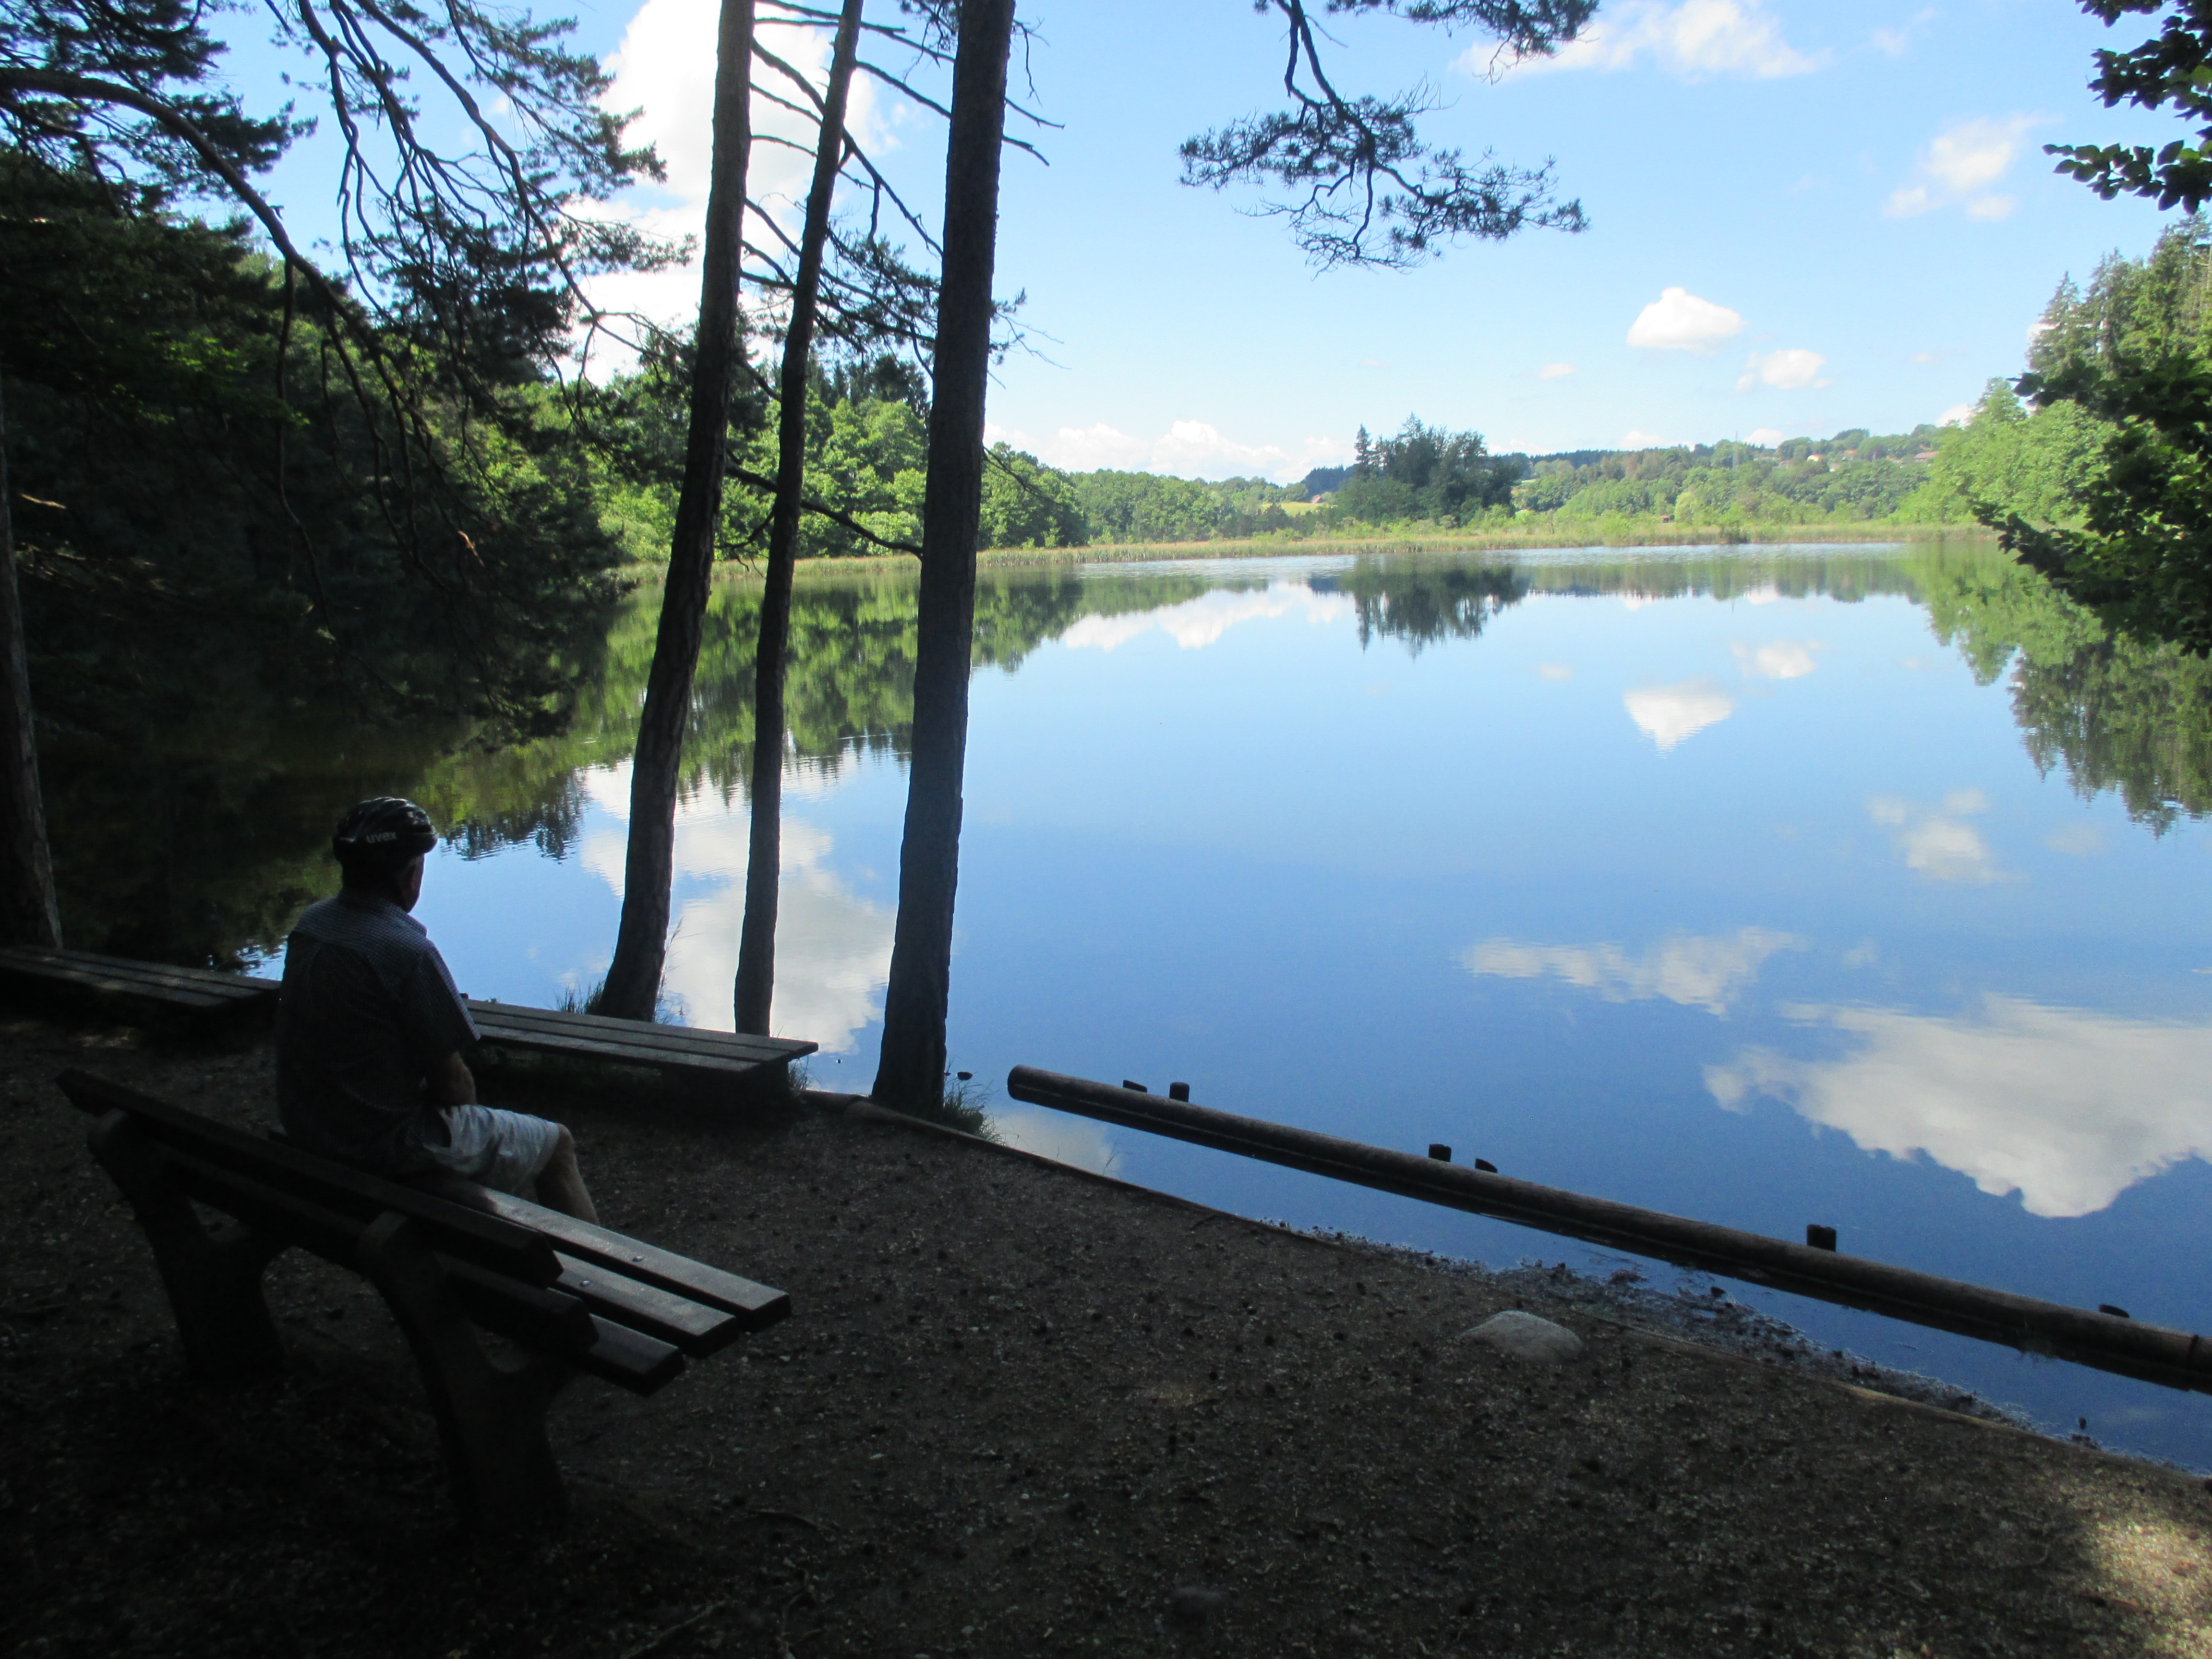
[1005,1065,2212,1395]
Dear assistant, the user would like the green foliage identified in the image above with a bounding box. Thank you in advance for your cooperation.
[1332,416,1517,527]
[1904,380,2112,527]
[0,158,625,742]
[981,445,1085,549]
[2048,2,2212,212]
[1068,469,1299,545]
[1516,429,1940,527]
[1912,542,2212,831]
[1959,218,2212,653]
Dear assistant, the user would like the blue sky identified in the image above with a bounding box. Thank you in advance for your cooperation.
[220,0,2187,479]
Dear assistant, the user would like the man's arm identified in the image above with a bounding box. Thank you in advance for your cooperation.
[430,1050,476,1107]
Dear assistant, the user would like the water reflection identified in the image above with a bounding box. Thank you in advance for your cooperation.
[1732,639,1823,680]
[576,763,893,1045]
[1463,928,1806,1016]
[1707,998,2212,1220]
[51,541,2212,972]
[1866,790,2009,885]
[1624,680,1735,750]
[1059,580,1352,651]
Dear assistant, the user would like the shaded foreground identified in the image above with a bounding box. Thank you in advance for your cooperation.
[6,1017,2212,1658]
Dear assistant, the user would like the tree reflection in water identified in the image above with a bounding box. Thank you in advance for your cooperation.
[48,541,2212,972]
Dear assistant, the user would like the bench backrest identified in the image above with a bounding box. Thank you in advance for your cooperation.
[58,1069,562,1282]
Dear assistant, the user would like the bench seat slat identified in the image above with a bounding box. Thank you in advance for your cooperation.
[574,1315,685,1394]
[0,948,277,1004]
[1,958,235,1010]
[469,1012,812,1063]
[462,1186,790,1330]
[60,1070,560,1284]
[15,947,279,996]
[551,1252,748,1357]
[467,1000,815,1061]
[469,1020,766,1077]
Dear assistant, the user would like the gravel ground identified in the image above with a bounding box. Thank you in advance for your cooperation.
[8,1012,2212,1659]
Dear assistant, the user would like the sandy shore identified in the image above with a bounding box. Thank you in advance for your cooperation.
[6,1011,2211,1659]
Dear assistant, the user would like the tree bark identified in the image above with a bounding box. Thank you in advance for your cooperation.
[0,376,61,948]
[870,0,1014,1109]
[734,0,866,1037]
[597,0,756,1021]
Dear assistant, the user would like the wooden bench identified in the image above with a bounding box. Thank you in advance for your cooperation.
[0,947,279,1024]
[59,1069,790,1532]
[467,998,818,1091]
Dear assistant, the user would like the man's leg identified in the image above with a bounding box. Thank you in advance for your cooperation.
[535,1126,600,1225]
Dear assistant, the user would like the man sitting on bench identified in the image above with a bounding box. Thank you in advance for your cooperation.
[277,796,600,1222]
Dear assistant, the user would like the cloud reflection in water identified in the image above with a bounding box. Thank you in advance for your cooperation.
[1624,679,1735,750]
[579,764,892,1052]
[1707,997,2212,1218]
[1462,927,1805,1016]
[1058,581,1354,652]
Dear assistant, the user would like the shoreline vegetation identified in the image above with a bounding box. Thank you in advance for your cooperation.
[646,521,1995,585]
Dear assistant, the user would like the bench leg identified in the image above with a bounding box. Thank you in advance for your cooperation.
[356,1213,574,1535]
[87,1111,287,1381]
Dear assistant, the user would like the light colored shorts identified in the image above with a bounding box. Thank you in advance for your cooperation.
[417,1105,563,1197]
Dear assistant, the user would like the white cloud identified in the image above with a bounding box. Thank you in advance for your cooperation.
[1938,401,1976,426]
[1627,287,1745,353]
[1625,680,1735,750]
[987,421,1150,472]
[1732,638,1822,680]
[578,763,893,1052]
[1886,115,2041,222]
[1621,429,1679,449]
[1735,348,1831,392]
[1538,361,1577,379]
[1745,427,1786,445]
[1496,0,1821,79]
[986,420,1346,485]
[1058,580,1354,652]
[1536,662,1574,681]
[584,3,890,353]
[1706,996,2212,1218]
[1463,927,1805,1016]
[1867,789,2008,884]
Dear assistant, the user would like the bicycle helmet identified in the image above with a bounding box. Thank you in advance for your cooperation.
[332,796,438,873]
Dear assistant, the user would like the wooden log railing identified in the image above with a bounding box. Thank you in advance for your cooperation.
[1005,1065,2212,1395]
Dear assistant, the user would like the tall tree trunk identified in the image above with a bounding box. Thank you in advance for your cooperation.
[0,376,60,949]
[734,0,866,1037]
[870,0,1014,1109]
[597,0,756,1021]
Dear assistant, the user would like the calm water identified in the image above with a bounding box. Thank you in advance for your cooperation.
[62,542,2212,1466]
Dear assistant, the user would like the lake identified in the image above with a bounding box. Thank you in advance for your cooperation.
[55,539,2212,1467]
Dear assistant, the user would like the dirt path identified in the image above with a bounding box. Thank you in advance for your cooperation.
[6,1014,2212,1659]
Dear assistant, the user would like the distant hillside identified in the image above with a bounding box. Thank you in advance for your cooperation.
[951,412,1984,550]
